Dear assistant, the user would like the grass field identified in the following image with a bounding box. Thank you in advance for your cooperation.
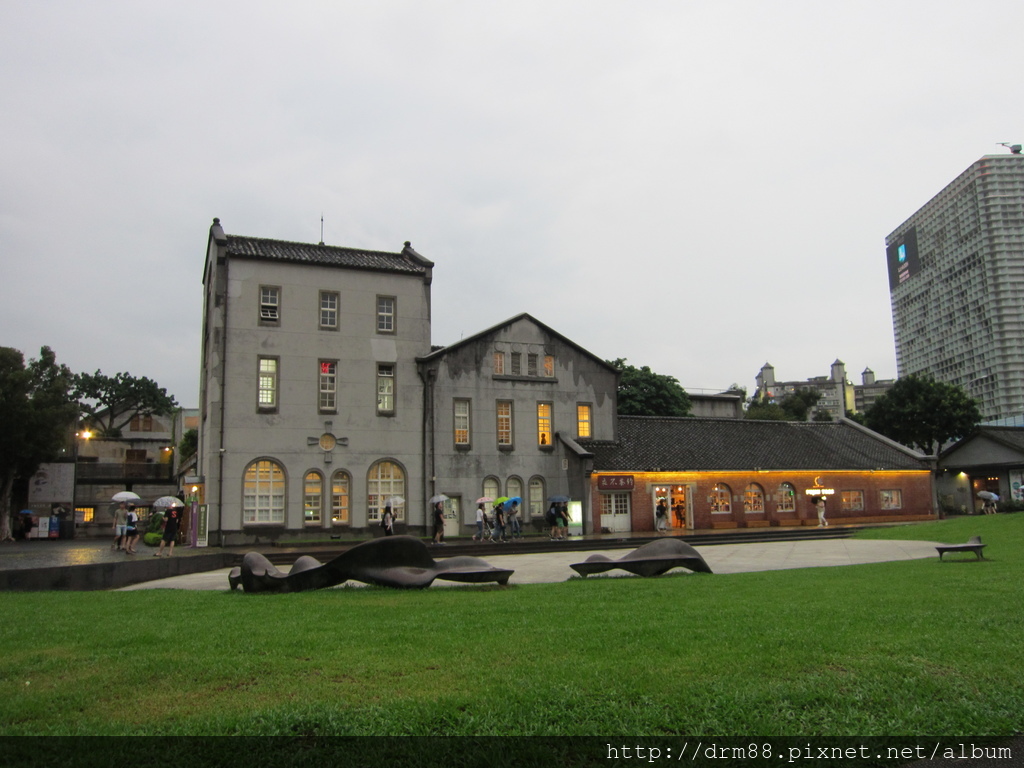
[1,514,1022,743]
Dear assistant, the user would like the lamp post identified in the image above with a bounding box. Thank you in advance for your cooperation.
[69,429,92,539]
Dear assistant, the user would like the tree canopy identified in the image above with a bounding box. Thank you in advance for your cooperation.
[75,370,178,438]
[608,358,691,417]
[863,373,981,455]
[0,346,78,541]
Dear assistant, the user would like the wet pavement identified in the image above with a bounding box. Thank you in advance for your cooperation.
[0,529,943,591]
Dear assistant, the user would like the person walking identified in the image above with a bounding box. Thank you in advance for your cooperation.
[473,503,486,541]
[814,496,828,527]
[156,503,183,556]
[382,505,395,536]
[112,501,129,551]
[655,499,668,533]
[492,502,506,542]
[507,501,521,539]
[123,504,140,554]
[546,503,559,540]
[431,501,445,545]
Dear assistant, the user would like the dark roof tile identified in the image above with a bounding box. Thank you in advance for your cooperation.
[225,235,430,275]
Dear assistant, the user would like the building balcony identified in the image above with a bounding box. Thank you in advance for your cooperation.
[75,462,174,482]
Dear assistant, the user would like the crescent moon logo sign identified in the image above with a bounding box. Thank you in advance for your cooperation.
[814,476,822,486]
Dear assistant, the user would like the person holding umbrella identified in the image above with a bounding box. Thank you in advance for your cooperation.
[431,500,445,545]
[112,501,129,551]
[155,499,185,557]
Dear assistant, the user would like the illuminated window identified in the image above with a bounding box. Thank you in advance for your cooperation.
[841,490,865,511]
[497,401,513,447]
[259,286,280,323]
[319,360,337,412]
[377,364,394,414]
[537,402,552,447]
[493,352,505,375]
[776,482,796,512]
[331,471,350,525]
[376,296,395,333]
[258,358,278,409]
[529,476,545,517]
[454,399,471,446]
[243,459,285,524]
[880,489,902,510]
[744,483,765,513]
[367,460,405,522]
[577,403,592,438]
[710,483,731,513]
[543,355,555,377]
[304,471,323,525]
[320,291,339,329]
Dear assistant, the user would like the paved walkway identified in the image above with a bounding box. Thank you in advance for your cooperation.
[114,537,941,591]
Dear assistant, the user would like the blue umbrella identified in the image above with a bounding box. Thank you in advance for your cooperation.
[19,509,33,515]
[504,496,522,506]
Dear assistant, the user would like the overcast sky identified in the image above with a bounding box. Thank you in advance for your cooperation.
[3,1,1022,408]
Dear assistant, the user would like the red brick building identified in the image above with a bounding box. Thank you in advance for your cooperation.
[579,416,935,533]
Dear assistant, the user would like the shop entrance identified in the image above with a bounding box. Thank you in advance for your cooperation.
[443,496,462,539]
[653,484,694,531]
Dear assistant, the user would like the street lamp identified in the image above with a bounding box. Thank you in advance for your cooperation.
[70,429,92,538]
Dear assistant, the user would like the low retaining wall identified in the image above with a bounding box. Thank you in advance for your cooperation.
[0,553,235,591]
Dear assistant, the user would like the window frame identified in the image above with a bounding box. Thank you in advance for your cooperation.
[880,489,903,510]
[303,470,324,526]
[453,398,471,448]
[376,295,396,334]
[367,460,406,522]
[576,403,593,439]
[259,285,281,325]
[776,482,796,513]
[710,483,732,514]
[841,490,865,512]
[242,459,286,525]
[497,400,513,449]
[257,356,279,412]
[528,476,545,517]
[319,359,338,413]
[537,401,553,448]
[744,483,765,513]
[319,291,339,330]
[376,363,395,415]
[330,470,350,525]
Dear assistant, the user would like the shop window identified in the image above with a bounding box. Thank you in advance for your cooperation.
[776,482,796,512]
[304,471,323,525]
[243,459,285,524]
[601,492,630,516]
[711,483,731,513]
[744,483,765,513]
[841,490,865,511]
[880,489,902,510]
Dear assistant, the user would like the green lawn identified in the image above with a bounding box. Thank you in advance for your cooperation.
[1,514,1022,741]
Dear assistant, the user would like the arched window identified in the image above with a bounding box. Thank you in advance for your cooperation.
[304,471,323,525]
[776,482,796,513]
[243,459,285,524]
[368,460,405,522]
[710,483,731,514]
[482,476,500,501]
[331,470,350,525]
[744,483,764,513]
[506,476,523,500]
[528,476,545,517]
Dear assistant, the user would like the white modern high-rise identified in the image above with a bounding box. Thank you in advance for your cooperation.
[886,150,1024,424]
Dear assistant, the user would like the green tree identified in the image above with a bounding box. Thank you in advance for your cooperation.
[74,370,178,438]
[608,358,691,417]
[864,374,981,455]
[0,347,78,541]
[744,394,788,420]
[178,428,198,461]
[745,390,824,421]
[780,389,822,421]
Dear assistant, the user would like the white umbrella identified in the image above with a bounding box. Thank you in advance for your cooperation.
[152,496,185,508]
[977,491,1000,501]
[428,494,449,505]
[112,491,141,502]
[384,496,405,507]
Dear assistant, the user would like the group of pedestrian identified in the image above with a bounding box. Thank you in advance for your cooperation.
[470,499,523,543]
[545,502,570,540]
[112,501,141,554]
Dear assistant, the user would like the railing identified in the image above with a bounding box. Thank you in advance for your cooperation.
[76,463,174,481]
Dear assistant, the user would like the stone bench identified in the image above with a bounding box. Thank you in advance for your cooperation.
[936,535,986,561]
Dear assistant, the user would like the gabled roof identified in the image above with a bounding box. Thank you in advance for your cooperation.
[418,312,618,373]
[224,234,433,276]
[584,416,929,472]
[939,426,1024,465]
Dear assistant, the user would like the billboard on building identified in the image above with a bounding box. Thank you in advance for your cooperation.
[28,463,75,504]
[886,226,921,290]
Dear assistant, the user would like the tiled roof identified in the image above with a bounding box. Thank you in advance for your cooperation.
[583,416,929,472]
[225,235,431,275]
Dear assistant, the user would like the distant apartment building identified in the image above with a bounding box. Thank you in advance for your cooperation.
[755,361,893,420]
[886,150,1024,424]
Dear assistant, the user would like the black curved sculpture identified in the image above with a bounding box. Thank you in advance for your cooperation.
[229,535,514,592]
[570,538,713,578]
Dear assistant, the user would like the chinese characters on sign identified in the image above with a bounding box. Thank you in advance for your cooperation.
[598,475,635,491]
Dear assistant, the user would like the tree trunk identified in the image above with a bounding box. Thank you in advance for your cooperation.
[0,469,15,542]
